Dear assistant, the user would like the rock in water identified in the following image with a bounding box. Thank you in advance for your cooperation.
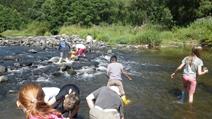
[0,65,6,75]
[0,76,8,83]
[28,49,38,54]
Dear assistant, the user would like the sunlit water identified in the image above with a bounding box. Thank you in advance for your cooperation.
[0,46,212,119]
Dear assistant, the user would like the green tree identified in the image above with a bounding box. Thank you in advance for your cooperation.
[166,0,200,25]
[196,0,212,18]
[69,0,118,26]
[0,5,24,32]
[128,0,173,26]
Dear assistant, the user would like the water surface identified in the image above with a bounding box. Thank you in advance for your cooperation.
[0,46,212,119]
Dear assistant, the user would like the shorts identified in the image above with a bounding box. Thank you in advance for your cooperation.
[76,48,86,56]
[60,49,69,58]
[89,107,120,119]
[107,79,125,96]
[182,75,197,94]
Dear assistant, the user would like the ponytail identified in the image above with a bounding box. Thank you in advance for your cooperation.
[192,47,201,58]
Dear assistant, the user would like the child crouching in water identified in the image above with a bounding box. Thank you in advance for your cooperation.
[68,48,78,61]
[16,83,64,119]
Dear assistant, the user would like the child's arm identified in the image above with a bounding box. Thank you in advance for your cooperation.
[197,66,208,76]
[171,63,185,79]
[122,69,132,80]
[86,94,95,109]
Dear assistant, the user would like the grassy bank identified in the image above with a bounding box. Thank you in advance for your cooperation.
[1,17,212,47]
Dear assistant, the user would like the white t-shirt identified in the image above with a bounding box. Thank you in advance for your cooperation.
[75,44,86,49]
[42,87,60,102]
[86,35,93,43]
[107,62,124,80]
[182,56,203,77]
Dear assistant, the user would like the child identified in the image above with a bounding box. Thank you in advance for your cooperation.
[68,48,77,60]
[58,35,71,63]
[75,43,86,57]
[86,85,124,119]
[171,47,208,104]
[43,84,80,119]
[107,55,133,105]
[52,84,80,119]
[16,83,63,119]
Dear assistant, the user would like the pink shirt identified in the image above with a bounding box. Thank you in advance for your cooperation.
[30,113,64,119]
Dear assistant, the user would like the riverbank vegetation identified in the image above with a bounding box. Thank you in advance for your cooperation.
[0,0,211,47]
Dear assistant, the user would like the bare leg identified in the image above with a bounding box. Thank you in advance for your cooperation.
[188,93,194,104]
[58,52,63,63]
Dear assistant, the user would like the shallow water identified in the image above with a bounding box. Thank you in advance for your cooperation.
[0,46,212,119]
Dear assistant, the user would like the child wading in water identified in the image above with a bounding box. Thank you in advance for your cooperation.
[58,34,71,63]
[107,55,133,105]
[171,46,208,104]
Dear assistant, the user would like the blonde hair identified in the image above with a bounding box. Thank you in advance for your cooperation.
[17,83,61,119]
[186,56,193,66]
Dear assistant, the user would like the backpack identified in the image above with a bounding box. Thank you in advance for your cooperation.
[59,41,66,48]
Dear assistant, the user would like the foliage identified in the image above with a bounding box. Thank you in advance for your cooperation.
[0,0,212,47]
[0,5,24,32]
[1,21,50,36]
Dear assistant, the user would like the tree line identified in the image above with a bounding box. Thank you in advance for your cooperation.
[0,0,211,34]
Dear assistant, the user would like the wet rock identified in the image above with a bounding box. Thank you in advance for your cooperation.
[52,71,63,77]
[28,49,38,54]
[36,76,49,82]
[0,65,6,75]
[8,90,17,94]
[20,61,33,67]
[96,66,107,72]
[0,76,8,83]
[2,55,17,61]
[48,57,60,63]
[13,63,20,67]
[73,62,90,69]
[67,68,77,75]
[33,64,60,75]
[91,61,99,67]
[76,66,96,74]
[103,55,111,61]
[107,49,112,54]
[60,64,72,72]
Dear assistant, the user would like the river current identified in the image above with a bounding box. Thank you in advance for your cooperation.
[0,46,211,119]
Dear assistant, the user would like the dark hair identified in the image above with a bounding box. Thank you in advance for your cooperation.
[63,92,80,111]
[110,55,117,62]
[192,47,201,58]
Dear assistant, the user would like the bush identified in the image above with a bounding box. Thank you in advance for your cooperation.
[0,5,24,32]
[172,17,212,46]
[132,29,161,46]
[23,21,50,35]
[1,21,50,36]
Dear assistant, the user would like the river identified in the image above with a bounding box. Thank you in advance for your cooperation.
[0,46,211,119]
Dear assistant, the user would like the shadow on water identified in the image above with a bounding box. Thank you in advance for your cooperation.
[168,88,182,99]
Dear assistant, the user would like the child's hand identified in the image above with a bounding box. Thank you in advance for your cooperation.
[203,67,208,73]
[171,73,175,79]
[128,77,133,80]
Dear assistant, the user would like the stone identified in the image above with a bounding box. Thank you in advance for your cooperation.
[0,65,6,75]
[0,76,8,83]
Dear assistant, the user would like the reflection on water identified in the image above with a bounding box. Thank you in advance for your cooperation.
[0,47,212,119]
